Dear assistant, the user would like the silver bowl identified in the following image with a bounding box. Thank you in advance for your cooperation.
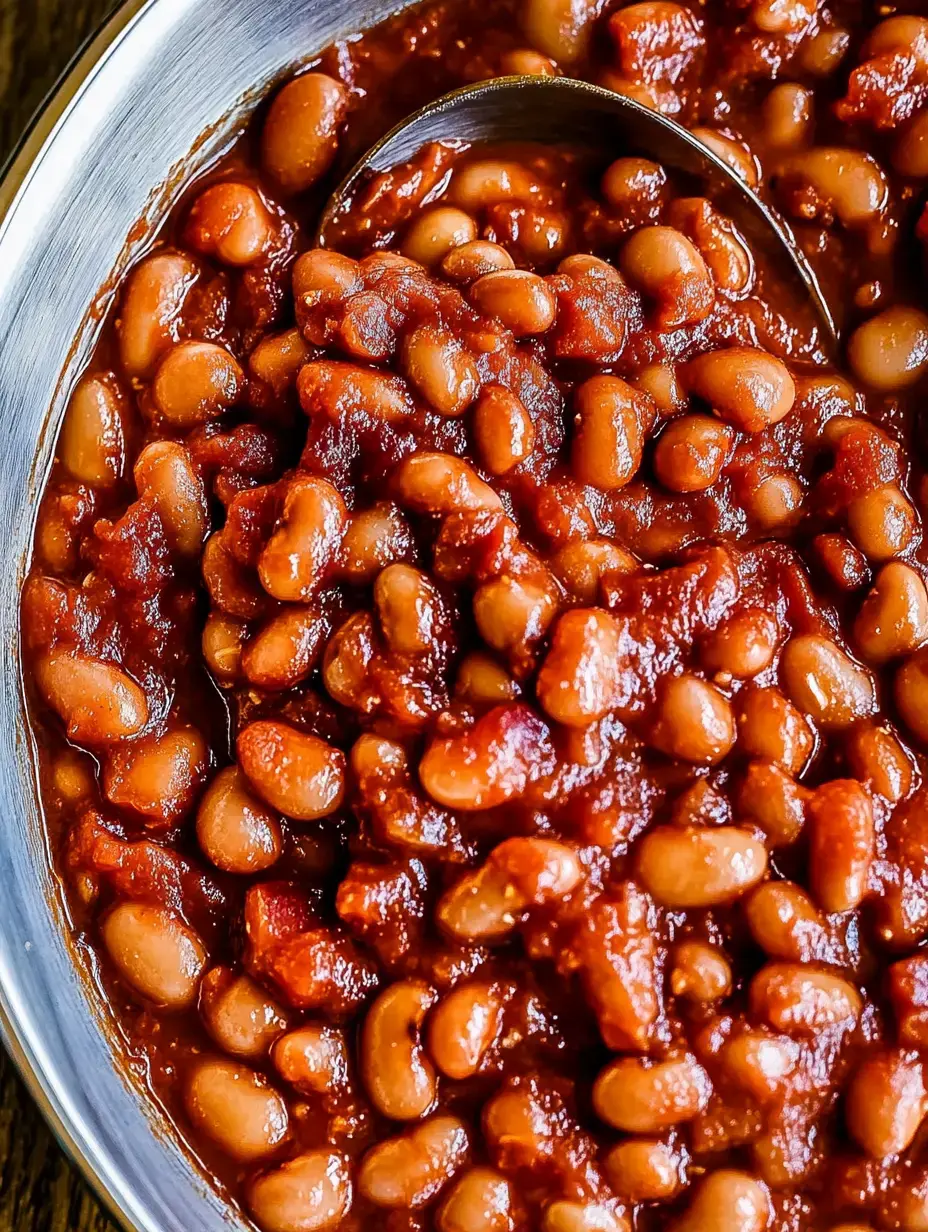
[0,0,420,1228]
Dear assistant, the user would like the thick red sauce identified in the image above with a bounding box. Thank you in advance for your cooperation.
[21,1,928,1229]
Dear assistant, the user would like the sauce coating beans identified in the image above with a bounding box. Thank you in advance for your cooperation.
[26,0,928,1229]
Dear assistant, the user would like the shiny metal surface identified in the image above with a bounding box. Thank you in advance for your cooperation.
[320,75,837,350]
[0,1,423,1229]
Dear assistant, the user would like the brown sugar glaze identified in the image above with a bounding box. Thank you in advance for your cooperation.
[21,0,928,1229]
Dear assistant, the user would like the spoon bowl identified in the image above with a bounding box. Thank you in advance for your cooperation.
[319,75,836,350]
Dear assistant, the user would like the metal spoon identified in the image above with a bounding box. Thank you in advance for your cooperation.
[318,74,836,351]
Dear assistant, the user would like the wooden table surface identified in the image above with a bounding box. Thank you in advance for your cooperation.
[1,3,126,1229]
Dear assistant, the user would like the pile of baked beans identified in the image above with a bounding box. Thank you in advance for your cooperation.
[22,0,928,1229]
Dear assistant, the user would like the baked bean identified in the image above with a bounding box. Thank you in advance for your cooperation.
[237,720,345,820]
[606,1139,682,1203]
[637,825,767,907]
[521,0,597,62]
[536,608,623,726]
[593,1053,711,1133]
[452,159,541,209]
[650,674,736,765]
[152,341,243,428]
[185,1057,289,1161]
[738,762,808,847]
[242,607,324,692]
[808,779,874,913]
[744,881,829,963]
[474,385,535,474]
[551,538,637,603]
[258,476,348,602]
[248,1151,352,1232]
[654,415,732,493]
[670,1171,770,1232]
[763,83,813,149]
[401,324,479,416]
[36,652,148,745]
[292,249,360,312]
[361,980,437,1120]
[428,982,502,1079]
[702,609,777,678]
[683,346,794,432]
[262,73,347,193]
[438,837,582,939]
[895,651,928,744]
[373,564,442,655]
[620,226,715,328]
[197,765,282,874]
[249,328,313,396]
[473,573,557,658]
[482,1085,561,1171]
[134,441,208,557]
[634,362,685,414]
[813,532,869,591]
[670,941,732,1001]
[736,687,813,773]
[421,705,553,810]
[691,128,758,187]
[894,111,928,179]
[104,726,206,826]
[202,612,247,685]
[848,305,928,392]
[358,1114,470,1208]
[798,25,850,75]
[846,722,913,803]
[321,611,375,709]
[720,1030,798,1104]
[202,531,267,619]
[864,11,928,56]
[118,251,198,379]
[339,503,413,582]
[751,0,815,33]
[437,1168,516,1232]
[542,1202,629,1232]
[750,962,861,1035]
[395,451,502,514]
[602,157,667,214]
[441,240,516,283]
[743,472,803,531]
[557,253,623,281]
[186,182,273,266]
[200,966,287,1059]
[273,1024,349,1096]
[854,562,928,663]
[59,374,126,487]
[499,47,559,74]
[402,207,477,266]
[51,750,95,805]
[779,147,888,229]
[469,269,556,335]
[780,634,875,727]
[455,652,520,704]
[101,902,206,1009]
[571,374,647,490]
[846,1049,927,1159]
[847,484,916,562]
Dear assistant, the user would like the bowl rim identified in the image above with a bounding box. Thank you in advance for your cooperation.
[0,10,164,1229]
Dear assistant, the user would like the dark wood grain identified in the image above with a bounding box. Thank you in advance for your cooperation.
[0,5,124,1228]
